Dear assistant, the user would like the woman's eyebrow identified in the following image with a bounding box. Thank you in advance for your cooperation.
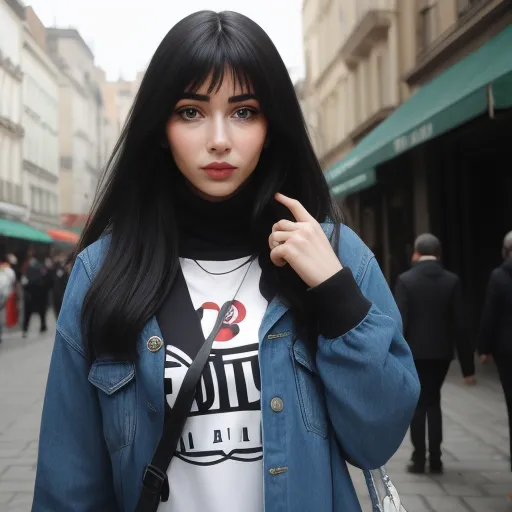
[179,92,210,102]
[228,93,257,103]
[177,92,257,103]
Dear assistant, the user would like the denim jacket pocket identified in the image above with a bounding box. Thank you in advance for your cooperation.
[88,360,137,454]
[291,338,328,438]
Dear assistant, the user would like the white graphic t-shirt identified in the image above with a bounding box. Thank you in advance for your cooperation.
[160,256,266,512]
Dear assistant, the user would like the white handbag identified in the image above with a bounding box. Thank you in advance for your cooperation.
[363,466,407,512]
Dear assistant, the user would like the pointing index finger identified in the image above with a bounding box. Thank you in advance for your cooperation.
[274,193,313,222]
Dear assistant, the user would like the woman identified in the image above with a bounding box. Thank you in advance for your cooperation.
[33,10,419,512]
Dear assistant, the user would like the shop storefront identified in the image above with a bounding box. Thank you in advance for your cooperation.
[0,217,53,273]
[0,218,79,264]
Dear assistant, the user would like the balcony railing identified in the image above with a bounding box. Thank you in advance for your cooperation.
[342,0,395,67]
[355,0,396,25]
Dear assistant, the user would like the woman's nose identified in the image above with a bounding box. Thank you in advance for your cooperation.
[206,117,231,154]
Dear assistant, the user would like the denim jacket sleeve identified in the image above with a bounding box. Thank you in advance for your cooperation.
[315,253,420,470]
[32,256,118,511]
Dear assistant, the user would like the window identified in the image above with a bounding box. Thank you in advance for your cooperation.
[359,62,368,122]
[343,77,350,138]
[5,182,12,203]
[35,188,41,212]
[354,66,361,125]
[419,3,438,50]
[367,60,374,115]
[376,53,387,108]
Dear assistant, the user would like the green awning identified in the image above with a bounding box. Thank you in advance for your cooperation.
[0,218,53,243]
[331,168,376,197]
[326,24,512,196]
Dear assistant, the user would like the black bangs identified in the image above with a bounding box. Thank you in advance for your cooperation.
[188,64,253,97]
[173,14,261,99]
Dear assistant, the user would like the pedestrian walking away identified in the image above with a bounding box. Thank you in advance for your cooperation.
[32,11,420,512]
[21,251,49,337]
[478,230,512,501]
[394,233,475,475]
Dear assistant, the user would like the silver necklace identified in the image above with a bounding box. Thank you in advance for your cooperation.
[192,255,255,276]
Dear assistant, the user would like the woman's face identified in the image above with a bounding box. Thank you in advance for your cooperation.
[166,71,268,201]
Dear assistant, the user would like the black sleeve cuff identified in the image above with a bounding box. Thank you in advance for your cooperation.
[306,267,372,339]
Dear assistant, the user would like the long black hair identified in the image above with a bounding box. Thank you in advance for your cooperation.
[79,10,342,360]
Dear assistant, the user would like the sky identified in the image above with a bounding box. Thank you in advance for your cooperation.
[26,0,306,83]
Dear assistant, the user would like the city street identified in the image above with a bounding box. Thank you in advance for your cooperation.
[1,323,511,511]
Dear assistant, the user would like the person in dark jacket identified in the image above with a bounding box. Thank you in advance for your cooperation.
[21,251,49,337]
[395,233,475,474]
[479,231,512,481]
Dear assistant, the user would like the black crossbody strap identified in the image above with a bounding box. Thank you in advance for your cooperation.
[135,300,233,512]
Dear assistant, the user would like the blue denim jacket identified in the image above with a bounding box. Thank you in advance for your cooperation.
[33,224,420,512]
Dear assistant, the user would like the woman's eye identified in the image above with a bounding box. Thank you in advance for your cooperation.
[234,108,256,120]
[179,108,200,120]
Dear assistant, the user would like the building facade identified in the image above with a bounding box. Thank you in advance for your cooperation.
[0,0,26,221]
[95,68,117,170]
[102,71,143,144]
[405,0,511,88]
[302,0,416,171]
[46,28,108,216]
[22,7,61,229]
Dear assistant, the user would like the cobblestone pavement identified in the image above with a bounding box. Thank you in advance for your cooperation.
[350,361,512,511]
[0,321,511,511]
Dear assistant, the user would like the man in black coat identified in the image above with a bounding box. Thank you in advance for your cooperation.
[479,231,512,477]
[394,233,475,474]
[21,251,49,337]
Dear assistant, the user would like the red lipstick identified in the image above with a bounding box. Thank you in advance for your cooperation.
[201,162,237,180]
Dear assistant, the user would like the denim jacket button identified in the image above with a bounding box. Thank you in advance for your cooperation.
[270,397,284,412]
[147,336,163,352]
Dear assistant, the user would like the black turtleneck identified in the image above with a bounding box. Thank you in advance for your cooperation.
[173,176,257,261]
